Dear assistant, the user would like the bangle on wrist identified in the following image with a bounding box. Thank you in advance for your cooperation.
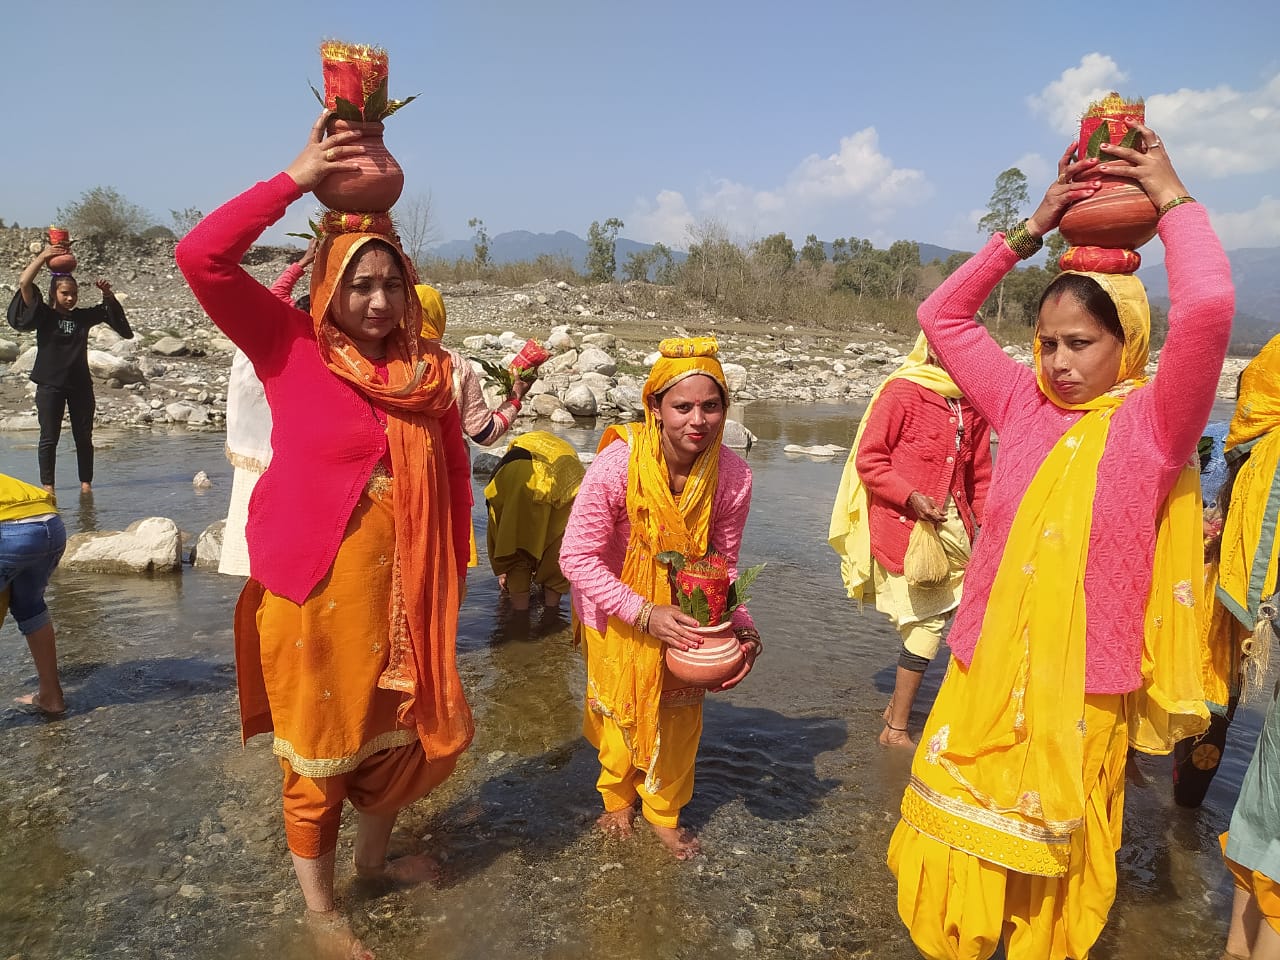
[634,600,655,634]
[1003,219,1044,260]
[507,395,522,411]
[1157,196,1195,218]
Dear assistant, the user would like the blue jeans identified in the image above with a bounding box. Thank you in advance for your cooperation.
[0,514,67,635]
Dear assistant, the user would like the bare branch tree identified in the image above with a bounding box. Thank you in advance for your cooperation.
[394,191,439,268]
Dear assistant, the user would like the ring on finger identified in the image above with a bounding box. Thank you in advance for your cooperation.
[1148,138,1162,150]
[324,148,335,161]
[1057,174,1068,185]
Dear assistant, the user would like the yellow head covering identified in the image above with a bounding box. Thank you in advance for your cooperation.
[1226,332,1280,452]
[828,332,962,601]
[415,284,447,340]
[1034,271,1151,410]
[586,336,729,787]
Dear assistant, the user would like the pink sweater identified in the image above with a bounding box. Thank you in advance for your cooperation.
[176,174,473,603]
[923,203,1233,693]
[560,440,756,633]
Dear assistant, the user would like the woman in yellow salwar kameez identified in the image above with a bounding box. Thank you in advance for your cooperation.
[887,127,1234,958]
[559,337,761,859]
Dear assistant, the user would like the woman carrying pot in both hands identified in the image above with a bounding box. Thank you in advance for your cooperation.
[559,337,762,860]
[829,334,992,748]
[886,127,1233,958]
[176,111,474,959]
[10,250,133,494]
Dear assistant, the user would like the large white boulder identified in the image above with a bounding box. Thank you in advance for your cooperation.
[192,520,225,570]
[721,362,749,394]
[88,350,144,384]
[62,517,183,574]
[577,347,617,376]
[562,383,598,417]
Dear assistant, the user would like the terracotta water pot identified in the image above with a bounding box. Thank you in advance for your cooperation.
[46,253,77,273]
[664,621,744,689]
[312,120,404,213]
[1058,178,1158,251]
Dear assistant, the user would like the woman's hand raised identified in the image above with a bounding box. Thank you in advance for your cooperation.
[1092,122,1191,211]
[1025,141,1102,238]
[285,110,365,193]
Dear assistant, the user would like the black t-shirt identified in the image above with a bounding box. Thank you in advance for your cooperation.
[7,291,133,389]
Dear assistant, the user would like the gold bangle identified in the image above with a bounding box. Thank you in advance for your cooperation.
[1003,219,1043,260]
[1157,196,1195,218]
[634,600,654,634]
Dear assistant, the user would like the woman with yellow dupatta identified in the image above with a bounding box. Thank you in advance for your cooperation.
[1213,332,1280,960]
[177,112,474,959]
[886,126,1234,958]
[559,337,762,859]
[829,334,992,747]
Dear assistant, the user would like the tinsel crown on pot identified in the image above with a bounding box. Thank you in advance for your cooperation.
[313,40,417,123]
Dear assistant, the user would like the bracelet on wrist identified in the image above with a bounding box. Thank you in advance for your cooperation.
[1003,219,1044,260]
[634,600,654,634]
[507,396,522,411]
[1157,196,1195,219]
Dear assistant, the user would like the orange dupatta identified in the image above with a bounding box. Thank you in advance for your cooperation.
[309,233,473,763]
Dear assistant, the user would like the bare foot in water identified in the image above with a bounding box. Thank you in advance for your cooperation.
[650,823,701,860]
[15,691,66,716]
[879,725,915,749]
[356,853,440,887]
[305,909,374,960]
[596,808,636,839]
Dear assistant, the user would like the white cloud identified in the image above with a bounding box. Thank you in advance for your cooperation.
[627,127,928,246]
[1030,58,1280,179]
[1028,53,1129,136]
[1205,196,1280,248]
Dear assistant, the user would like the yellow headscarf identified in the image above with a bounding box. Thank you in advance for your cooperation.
[587,337,728,788]
[415,284,447,340]
[828,332,962,602]
[902,272,1211,877]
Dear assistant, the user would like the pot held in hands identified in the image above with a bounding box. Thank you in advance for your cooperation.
[664,621,744,689]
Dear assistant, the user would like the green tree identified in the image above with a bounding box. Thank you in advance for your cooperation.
[977,167,1029,328]
[169,207,203,239]
[651,243,678,285]
[467,217,491,270]
[621,247,655,283]
[940,251,972,277]
[57,186,153,241]
[885,240,921,300]
[800,233,827,272]
[585,217,624,282]
[830,237,850,263]
[753,232,796,276]
[1043,232,1068,277]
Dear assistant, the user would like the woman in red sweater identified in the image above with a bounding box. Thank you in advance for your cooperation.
[851,339,991,747]
[177,113,474,959]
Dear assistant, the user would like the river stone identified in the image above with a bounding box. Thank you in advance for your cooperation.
[462,334,498,350]
[562,383,598,417]
[721,362,748,394]
[577,347,617,376]
[581,332,616,350]
[607,384,644,414]
[192,520,224,570]
[722,419,756,450]
[0,339,19,362]
[88,350,144,384]
[0,414,40,431]
[541,350,577,375]
[63,517,183,574]
[471,450,504,477]
[150,336,189,357]
[550,408,575,424]
[530,394,565,417]
[497,331,522,349]
[783,443,845,458]
[546,328,574,353]
[644,351,660,367]
[11,346,37,375]
[109,337,140,359]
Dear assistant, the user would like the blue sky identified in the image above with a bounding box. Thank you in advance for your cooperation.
[4,0,1278,253]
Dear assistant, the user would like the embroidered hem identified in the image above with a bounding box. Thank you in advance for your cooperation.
[272,728,415,778]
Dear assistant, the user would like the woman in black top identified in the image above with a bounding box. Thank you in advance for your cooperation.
[11,243,133,493]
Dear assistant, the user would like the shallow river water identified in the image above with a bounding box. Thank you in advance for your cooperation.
[0,401,1260,959]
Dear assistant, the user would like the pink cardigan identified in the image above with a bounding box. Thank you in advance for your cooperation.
[922,203,1233,693]
[560,440,756,634]
[176,174,472,603]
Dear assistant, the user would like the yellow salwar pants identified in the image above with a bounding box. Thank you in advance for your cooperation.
[888,662,1129,960]
[583,688,703,829]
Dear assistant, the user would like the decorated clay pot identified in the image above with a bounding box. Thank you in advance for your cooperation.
[1058,245,1141,275]
[1058,178,1158,251]
[312,120,405,213]
[664,621,744,689]
[46,227,76,272]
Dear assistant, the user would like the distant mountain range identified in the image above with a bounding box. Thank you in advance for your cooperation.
[429,229,1278,351]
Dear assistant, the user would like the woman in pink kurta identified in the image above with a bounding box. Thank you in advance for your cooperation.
[887,127,1233,959]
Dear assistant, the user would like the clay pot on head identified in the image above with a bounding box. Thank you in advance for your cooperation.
[1058,178,1158,251]
[46,252,77,273]
[312,120,405,213]
[664,621,744,689]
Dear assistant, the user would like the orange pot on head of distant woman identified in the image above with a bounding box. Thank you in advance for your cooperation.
[46,226,76,273]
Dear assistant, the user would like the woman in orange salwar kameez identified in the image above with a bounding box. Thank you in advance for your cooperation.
[177,112,474,958]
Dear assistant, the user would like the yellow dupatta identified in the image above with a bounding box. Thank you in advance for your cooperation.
[1215,333,1280,696]
[828,332,964,602]
[587,337,727,788]
[903,272,1211,876]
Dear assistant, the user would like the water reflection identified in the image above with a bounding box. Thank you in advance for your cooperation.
[0,411,1261,958]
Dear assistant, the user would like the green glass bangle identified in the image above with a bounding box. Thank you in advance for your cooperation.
[1157,196,1196,218]
[1004,220,1044,260]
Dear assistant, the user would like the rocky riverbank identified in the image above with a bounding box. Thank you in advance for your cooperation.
[0,226,1249,435]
